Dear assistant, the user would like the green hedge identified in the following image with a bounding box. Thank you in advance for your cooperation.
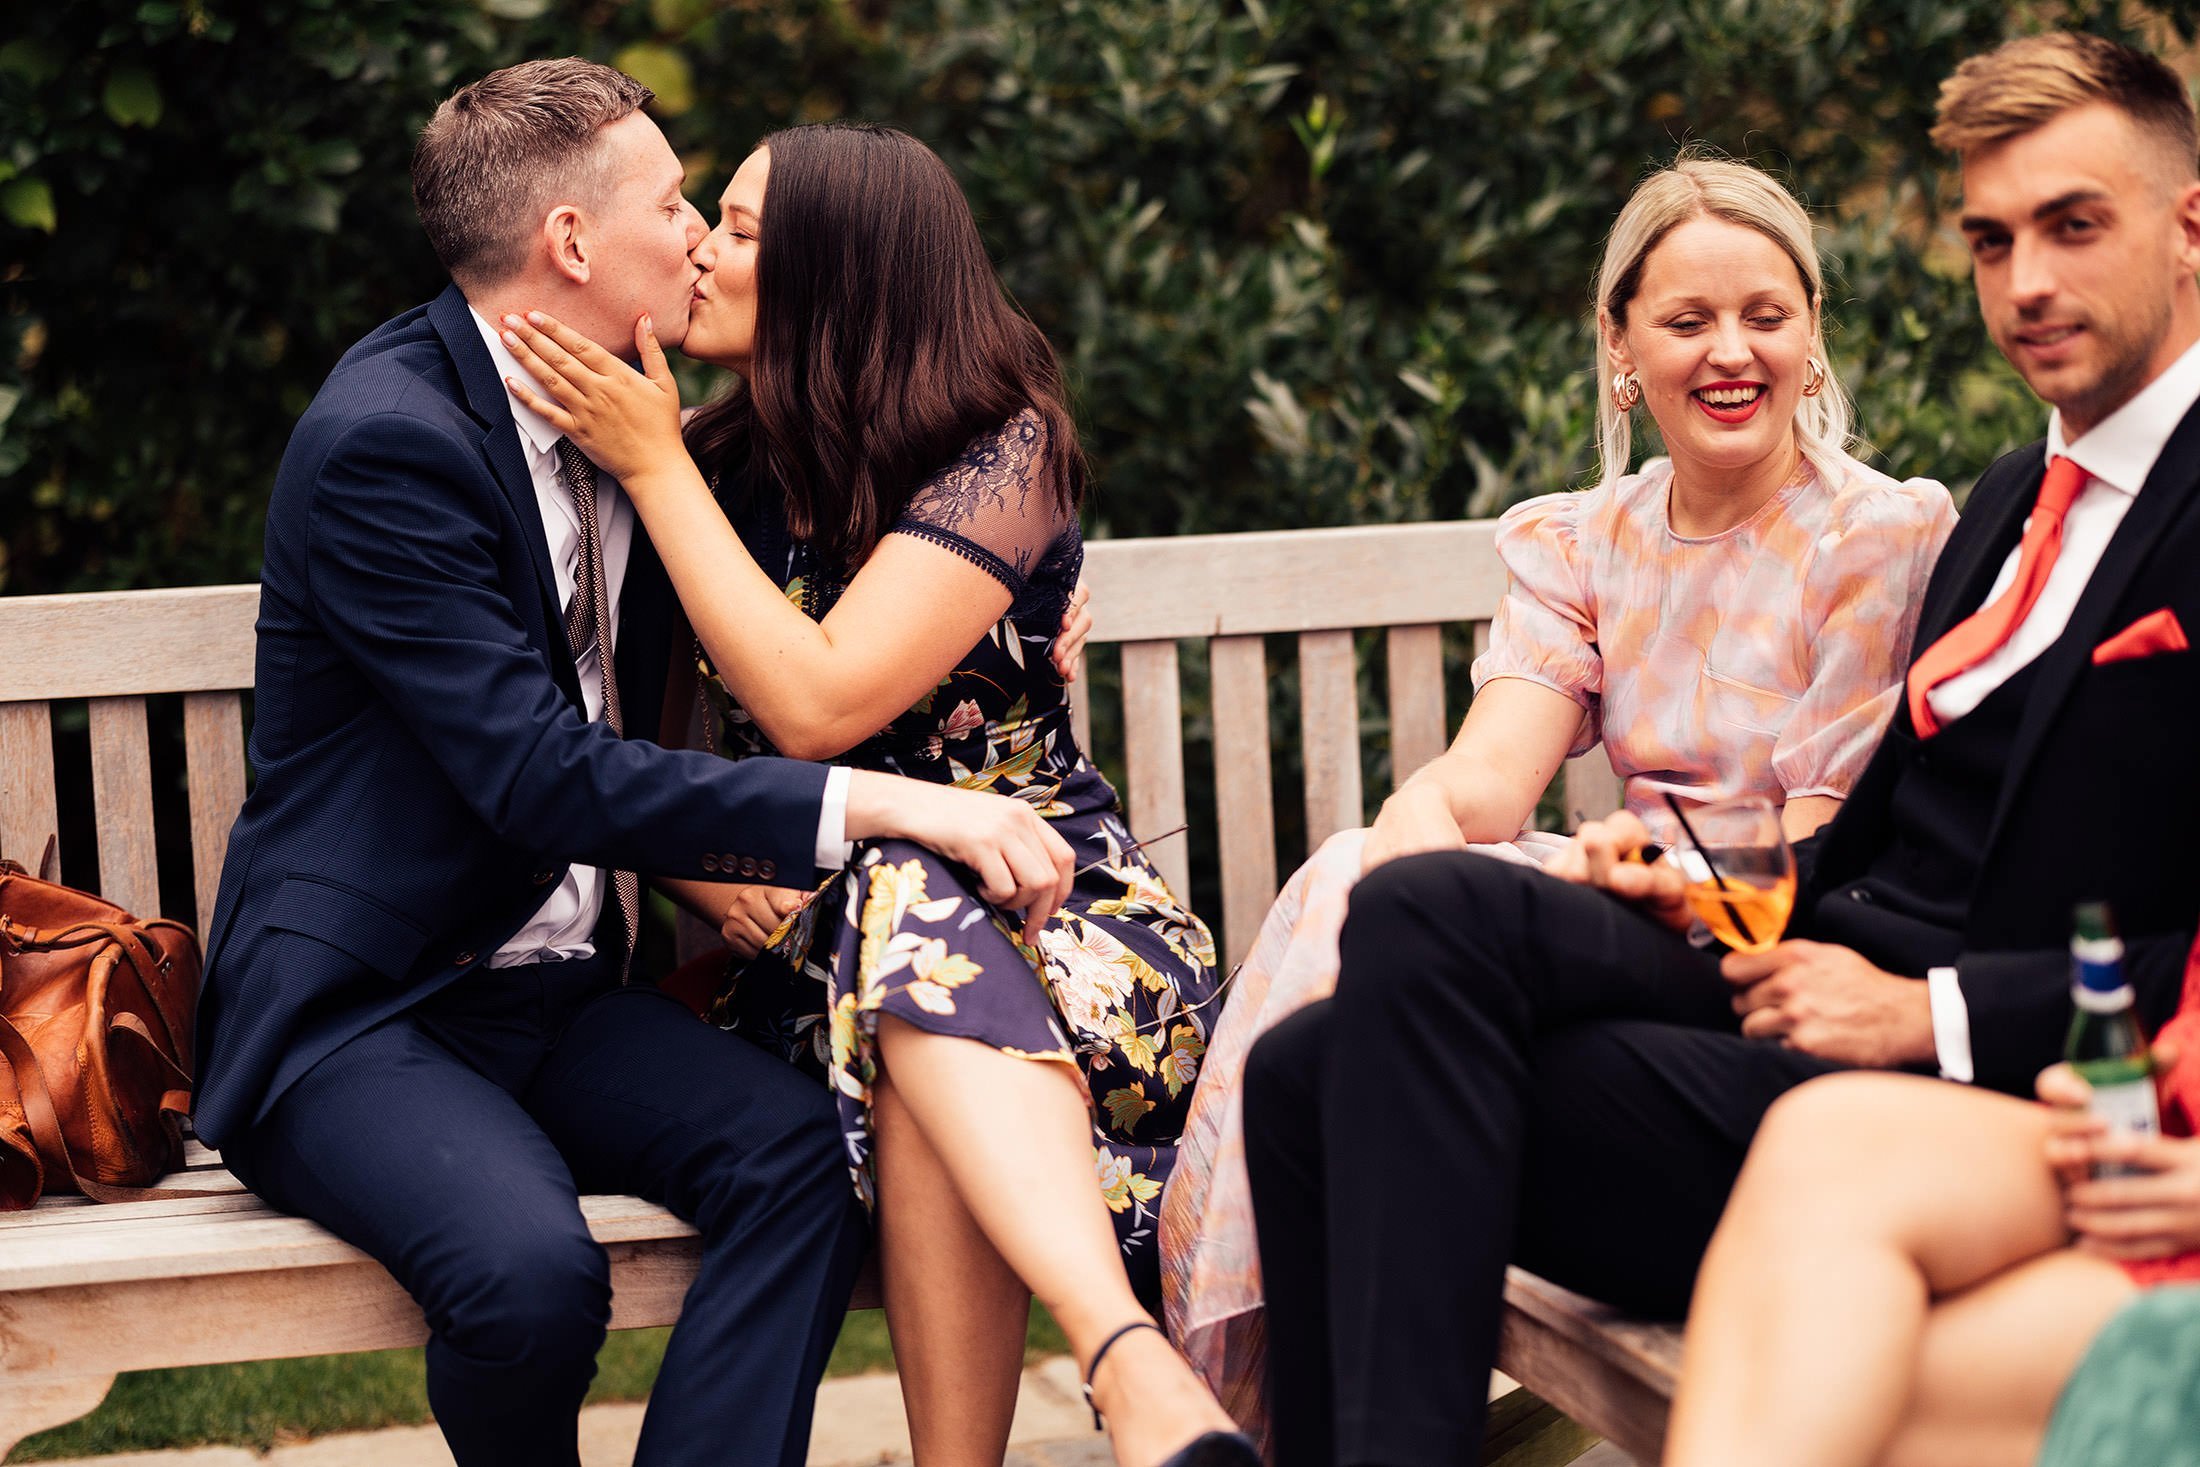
[6,0,2197,597]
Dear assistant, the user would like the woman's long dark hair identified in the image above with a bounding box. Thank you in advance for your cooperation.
[684,123,1084,567]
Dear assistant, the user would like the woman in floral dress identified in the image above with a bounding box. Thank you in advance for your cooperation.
[502,123,1252,1467]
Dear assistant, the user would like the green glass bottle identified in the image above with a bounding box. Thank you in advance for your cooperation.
[2065,901,2159,1179]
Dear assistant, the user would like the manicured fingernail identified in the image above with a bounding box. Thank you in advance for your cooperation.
[502,331,520,347]
[642,315,653,333]
[526,311,545,324]
[501,314,520,327]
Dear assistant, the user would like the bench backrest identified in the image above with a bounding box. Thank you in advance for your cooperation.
[0,523,1619,962]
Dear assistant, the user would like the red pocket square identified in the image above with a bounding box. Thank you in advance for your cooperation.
[2093,607,2190,665]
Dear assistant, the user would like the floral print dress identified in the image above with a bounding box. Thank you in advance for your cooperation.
[702,409,1220,1307]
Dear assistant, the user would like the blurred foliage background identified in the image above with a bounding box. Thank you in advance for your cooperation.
[5,4,2200,1450]
[8,0,2200,600]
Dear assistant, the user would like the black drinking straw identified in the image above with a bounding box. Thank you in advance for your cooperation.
[1075,823,1189,878]
[1659,792,1757,947]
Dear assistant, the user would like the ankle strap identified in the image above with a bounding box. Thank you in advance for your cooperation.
[1080,1318,1165,1426]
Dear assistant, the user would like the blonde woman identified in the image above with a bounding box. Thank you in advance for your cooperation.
[1160,149,1956,1445]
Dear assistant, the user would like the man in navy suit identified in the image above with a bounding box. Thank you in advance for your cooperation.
[193,59,1079,1467]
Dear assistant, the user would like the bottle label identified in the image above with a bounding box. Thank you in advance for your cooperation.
[2083,1073,2161,1178]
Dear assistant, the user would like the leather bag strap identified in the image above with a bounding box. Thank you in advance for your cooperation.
[0,1012,211,1204]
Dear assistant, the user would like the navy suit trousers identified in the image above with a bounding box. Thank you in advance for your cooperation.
[225,955,867,1467]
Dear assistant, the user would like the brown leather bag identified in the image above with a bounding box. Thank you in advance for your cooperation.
[0,840,203,1209]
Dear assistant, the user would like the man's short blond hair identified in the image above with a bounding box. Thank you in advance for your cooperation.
[412,58,654,289]
[1932,32,2198,182]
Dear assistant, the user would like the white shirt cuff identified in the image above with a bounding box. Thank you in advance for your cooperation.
[814,766,853,872]
[1927,965,1975,1084]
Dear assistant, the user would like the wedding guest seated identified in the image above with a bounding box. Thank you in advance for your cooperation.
[499,122,1252,1467]
[1159,150,1955,1439]
[1663,929,2200,1467]
[1236,31,2200,1466]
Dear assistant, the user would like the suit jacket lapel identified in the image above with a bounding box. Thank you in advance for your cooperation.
[426,285,567,657]
[616,527,676,742]
[1984,402,2200,851]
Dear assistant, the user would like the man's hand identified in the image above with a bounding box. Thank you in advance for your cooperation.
[1721,940,1934,1067]
[1542,811,1692,933]
[1051,583,1093,682]
[842,771,1076,944]
[719,884,810,959]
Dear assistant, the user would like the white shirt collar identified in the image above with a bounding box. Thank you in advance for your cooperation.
[2046,332,2200,498]
[467,307,564,459]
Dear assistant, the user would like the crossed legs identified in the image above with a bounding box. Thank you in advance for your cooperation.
[870,1015,1238,1466]
[1665,1072,2135,1467]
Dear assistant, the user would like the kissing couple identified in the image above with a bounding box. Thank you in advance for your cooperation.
[193,56,1252,1467]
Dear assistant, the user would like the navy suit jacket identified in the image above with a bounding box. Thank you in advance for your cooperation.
[193,284,829,1148]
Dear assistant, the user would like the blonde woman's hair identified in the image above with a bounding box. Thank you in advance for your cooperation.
[1591,148,1853,489]
[1931,32,2197,182]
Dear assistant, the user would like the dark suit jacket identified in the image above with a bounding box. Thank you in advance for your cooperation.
[1799,407,2200,1093]
[192,284,829,1148]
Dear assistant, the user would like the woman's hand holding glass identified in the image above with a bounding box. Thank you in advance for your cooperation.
[2039,1049,2200,1261]
[499,311,688,490]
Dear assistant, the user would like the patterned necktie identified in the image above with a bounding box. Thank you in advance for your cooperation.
[554,436,641,974]
[1906,454,2090,738]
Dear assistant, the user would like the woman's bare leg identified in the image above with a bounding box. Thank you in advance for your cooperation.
[873,1068,1030,1465]
[1666,1072,2114,1467]
[1880,1245,2133,1467]
[874,1016,1237,1467]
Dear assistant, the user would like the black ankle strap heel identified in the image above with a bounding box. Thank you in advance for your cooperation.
[1081,1318,1164,1428]
[1078,1317,1261,1467]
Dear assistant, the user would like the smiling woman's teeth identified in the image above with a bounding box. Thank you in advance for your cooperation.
[1696,386,1762,405]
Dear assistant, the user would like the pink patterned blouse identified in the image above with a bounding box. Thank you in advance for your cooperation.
[1472,452,1957,812]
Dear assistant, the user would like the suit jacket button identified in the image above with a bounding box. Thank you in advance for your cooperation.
[702,855,720,874]
[454,950,477,967]
[758,860,776,881]
[531,869,556,887]
[737,856,758,878]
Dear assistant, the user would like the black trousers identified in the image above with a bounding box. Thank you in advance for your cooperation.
[1241,852,1848,1467]
[225,953,867,1467]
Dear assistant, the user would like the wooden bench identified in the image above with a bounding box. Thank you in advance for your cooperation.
[0,522,1674,1463]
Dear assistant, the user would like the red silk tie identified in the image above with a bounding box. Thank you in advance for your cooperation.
[1906,454,2090,738]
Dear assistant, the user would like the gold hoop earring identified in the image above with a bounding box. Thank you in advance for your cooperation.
[1801,357,1825,398]
[1611,372,1641,413]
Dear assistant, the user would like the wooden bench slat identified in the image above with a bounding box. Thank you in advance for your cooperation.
[87,695,161,919]
[1562,748,1626,829]
[0,700,59,874]
[1385,623,1448,790]
[0,585,260,702]
[1208,635,1277,969]
[1120,640,1190,902]
[183,690,247,941]
[1496,1268,1682,1463]
[1298,630,1362,849]
[0,1239,706,1387]
[0,1192,698,1292]
[1070,652,1095,754]
[1081,523,1507,641]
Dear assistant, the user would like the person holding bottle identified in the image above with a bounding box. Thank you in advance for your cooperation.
[1659,912,2200,1467]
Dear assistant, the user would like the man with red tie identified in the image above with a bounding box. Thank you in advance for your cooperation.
[1238,32,2200,1467]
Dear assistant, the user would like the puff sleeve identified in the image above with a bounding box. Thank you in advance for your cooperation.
[1770,476,1958,799]
[1471,491,1602,757]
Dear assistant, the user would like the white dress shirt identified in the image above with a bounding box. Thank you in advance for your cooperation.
[469,310,848,967]
[1926,335,2200,1079]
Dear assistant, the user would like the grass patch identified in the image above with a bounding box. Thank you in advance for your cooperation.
[8,1305,1070,1461]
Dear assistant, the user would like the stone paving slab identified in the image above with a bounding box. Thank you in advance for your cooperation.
[26,1359,1100,1467]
